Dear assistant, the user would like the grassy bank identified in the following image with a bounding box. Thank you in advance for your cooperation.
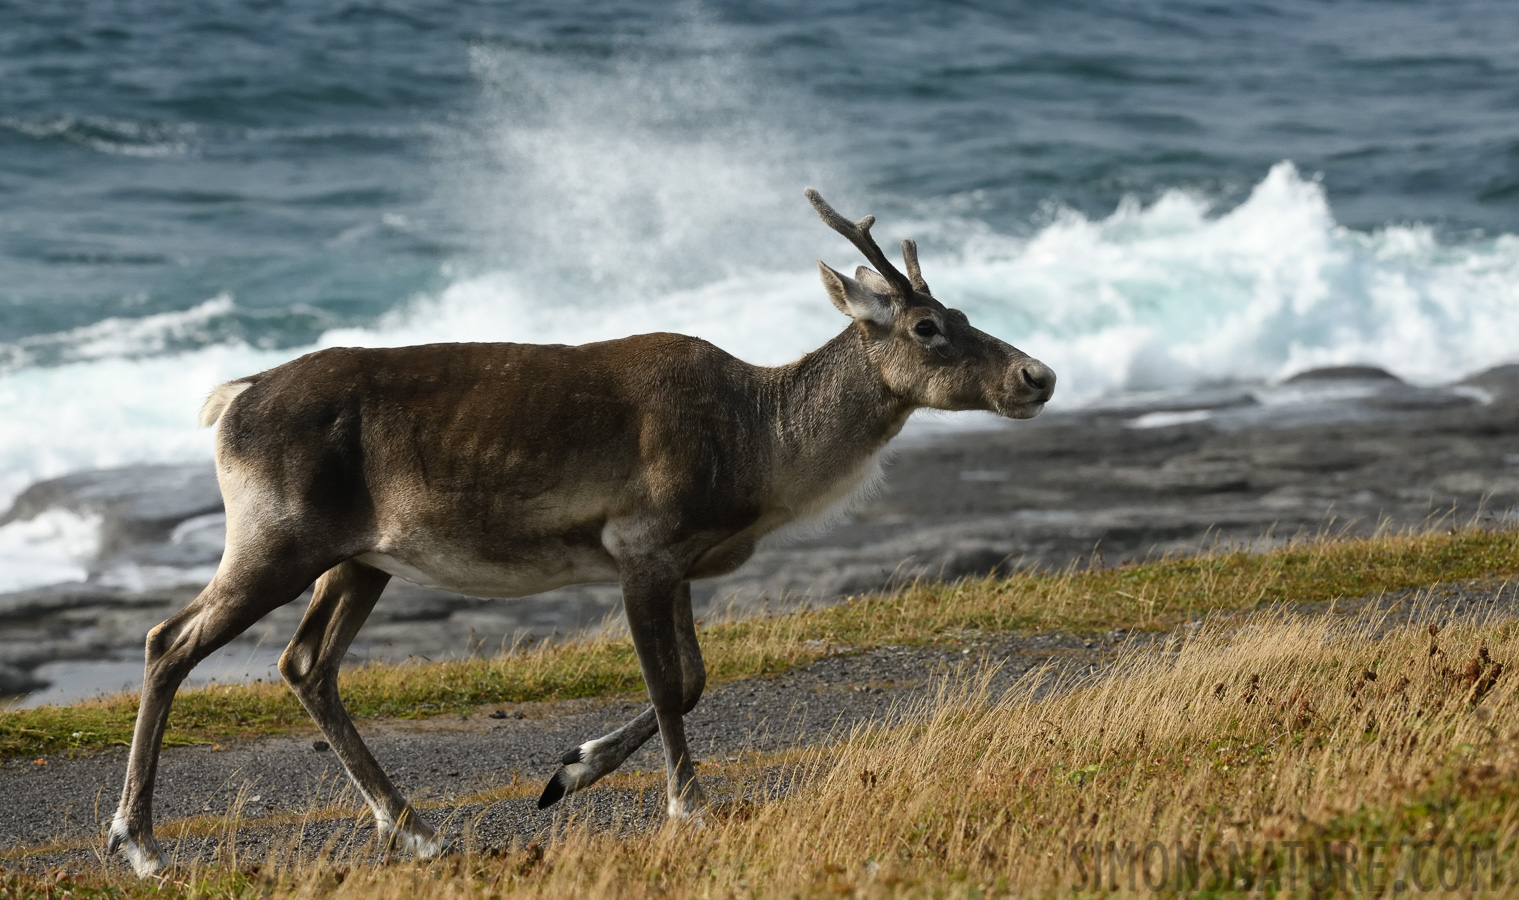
[6,594,1518,896]
[372,608,1518,897]
[5,528,1519,761]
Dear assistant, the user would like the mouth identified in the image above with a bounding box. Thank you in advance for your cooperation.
[997,400,1046,420]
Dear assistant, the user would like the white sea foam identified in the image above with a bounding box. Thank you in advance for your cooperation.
[2,164,1518,582]
[0,294,237,374]
[0,114,197,157]
[0,342,288,512]
[1129,410,1215,430]
[447,34,837,299]
[0,509,102,593]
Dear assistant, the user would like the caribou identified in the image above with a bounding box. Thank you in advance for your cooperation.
[107,189,1055,875]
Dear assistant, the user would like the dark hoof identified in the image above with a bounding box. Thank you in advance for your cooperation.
[537,770,568,809]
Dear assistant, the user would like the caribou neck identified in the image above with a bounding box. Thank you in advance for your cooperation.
[762,327,912,495]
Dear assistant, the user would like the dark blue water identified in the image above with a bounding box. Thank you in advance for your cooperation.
[2,0,1518,545]
[5,0,1516,344]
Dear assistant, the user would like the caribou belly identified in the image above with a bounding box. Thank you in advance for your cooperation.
[355,541,620,599]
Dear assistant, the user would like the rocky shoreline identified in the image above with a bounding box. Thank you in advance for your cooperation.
[4,363,1518,705]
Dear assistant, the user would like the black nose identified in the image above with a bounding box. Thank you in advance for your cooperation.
[1019,362,1056,402]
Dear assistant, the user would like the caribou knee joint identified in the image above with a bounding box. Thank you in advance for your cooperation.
[680,669,705,713]
[143,621,176,663]
[141,621,199,686]
[277,645,316,688]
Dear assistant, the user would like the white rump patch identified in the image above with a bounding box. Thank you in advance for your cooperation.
[198,380,253,428]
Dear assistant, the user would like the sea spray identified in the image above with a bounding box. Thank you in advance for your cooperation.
[0,509,102,593]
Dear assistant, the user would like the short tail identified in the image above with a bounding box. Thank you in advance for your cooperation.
[198,379,256,427]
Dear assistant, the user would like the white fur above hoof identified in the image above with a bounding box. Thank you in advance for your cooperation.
[107,814,165,878]
[666,789,708,822]
[378,814,445,858]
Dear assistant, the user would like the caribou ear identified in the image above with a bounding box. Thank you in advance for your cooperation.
[853,266,894,295]
[817,261,894,326]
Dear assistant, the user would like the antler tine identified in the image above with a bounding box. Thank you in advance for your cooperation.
[901,239,931,296]
[804,188,915,297]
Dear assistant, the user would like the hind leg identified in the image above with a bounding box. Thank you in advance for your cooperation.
[277,560,443,857]
[538,582,705,808]
[108,558,327,876]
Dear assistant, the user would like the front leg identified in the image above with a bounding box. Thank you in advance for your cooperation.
[538,583,706,808]
[619,567,706,818]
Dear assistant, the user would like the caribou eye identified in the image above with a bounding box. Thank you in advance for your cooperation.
[913,319,939,338]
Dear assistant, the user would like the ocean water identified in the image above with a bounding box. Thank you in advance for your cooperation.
[3,0,1519,590]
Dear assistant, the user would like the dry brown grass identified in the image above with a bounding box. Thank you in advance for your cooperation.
[463,605,1518,897]
[8,598,1518,897]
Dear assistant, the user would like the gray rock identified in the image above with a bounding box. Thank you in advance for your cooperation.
[1076,385,1260,418]
[0,662,45,696]
[1459,364,1519,400]
[0,464,221,557]
[1283,364,1402,383]
[1363,387,1480,412]
[0,581,134,622]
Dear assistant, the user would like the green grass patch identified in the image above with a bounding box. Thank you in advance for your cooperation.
[5,528,1519,761]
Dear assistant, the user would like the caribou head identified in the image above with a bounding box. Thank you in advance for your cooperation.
[806,188,1055,420]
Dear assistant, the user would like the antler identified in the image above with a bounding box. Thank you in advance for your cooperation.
[901,239,931,296]
[805,188,916,298]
